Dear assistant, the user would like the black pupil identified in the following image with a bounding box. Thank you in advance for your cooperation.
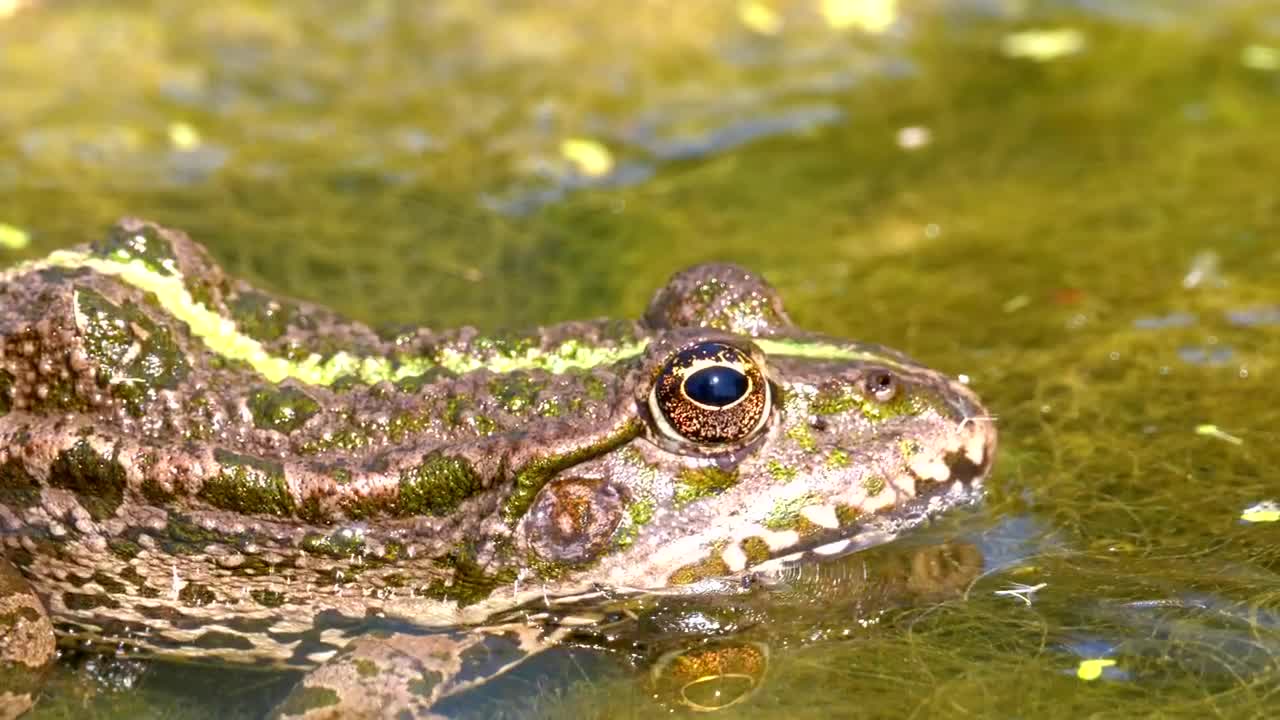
[684,366,749,407]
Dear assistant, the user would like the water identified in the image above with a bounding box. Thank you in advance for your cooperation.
[3,0,1280,717]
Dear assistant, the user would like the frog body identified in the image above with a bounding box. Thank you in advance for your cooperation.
[0,219,995,717]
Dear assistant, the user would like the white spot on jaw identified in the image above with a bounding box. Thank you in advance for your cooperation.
[760,529,801,550]
[892,474,915,500]
[964,428,988,466]
[722,542,749,572]
[813,539,852,556]
[908,456,951,483]
[800,504,839,529]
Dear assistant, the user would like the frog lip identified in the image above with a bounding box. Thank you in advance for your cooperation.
[746,480,986,577]
[948,411,998,485]
[938,377,999,481]
[746,409,997,574]
[605,391,1000,591]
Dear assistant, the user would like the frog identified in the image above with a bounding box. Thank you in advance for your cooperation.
[0,218,996,719]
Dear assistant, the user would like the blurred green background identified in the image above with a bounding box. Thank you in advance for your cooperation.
[4,0,1280,717]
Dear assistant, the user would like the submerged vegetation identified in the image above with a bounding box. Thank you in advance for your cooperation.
[3,0,1280,717]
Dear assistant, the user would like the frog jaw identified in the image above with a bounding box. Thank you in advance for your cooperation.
[624,416,991,589]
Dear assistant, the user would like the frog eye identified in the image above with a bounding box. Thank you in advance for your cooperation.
[648,341,771,445]
[864,368,898,403]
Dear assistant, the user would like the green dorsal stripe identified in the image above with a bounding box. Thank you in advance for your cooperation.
[9,251,901,386]
[754,338,912,370]
[32,251,646,385]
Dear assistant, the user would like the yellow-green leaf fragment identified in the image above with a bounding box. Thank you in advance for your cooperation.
[1075,658,1116,681]
[0,222,30,250]
[1002,294,1030,313]
[1242,45,1280,71]
[821,0,897,34]
[1001,28,1085,62]
[1194,424,1242,445]
[1241,501,1280,524]
[560,138,614,178]
[738,0,782,35]
[168,122,202,150]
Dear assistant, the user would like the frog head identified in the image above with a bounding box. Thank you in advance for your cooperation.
[513,264,996,592]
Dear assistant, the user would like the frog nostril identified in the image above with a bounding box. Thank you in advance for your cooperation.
[864,368,898,403]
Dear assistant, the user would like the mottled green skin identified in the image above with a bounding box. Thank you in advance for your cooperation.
[0,560,54,720]
[0,219,996,716]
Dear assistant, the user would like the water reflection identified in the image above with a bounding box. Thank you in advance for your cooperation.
[543,539,987,714]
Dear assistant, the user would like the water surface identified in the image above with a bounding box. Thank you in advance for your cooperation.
[3,0,1280,717]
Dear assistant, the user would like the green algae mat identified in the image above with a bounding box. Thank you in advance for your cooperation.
[4,0,1280,717]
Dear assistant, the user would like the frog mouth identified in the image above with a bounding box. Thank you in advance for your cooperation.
[746,423,996,576]
[518,446,991,607]
[619,410,998,593]
[749,473,986,577]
